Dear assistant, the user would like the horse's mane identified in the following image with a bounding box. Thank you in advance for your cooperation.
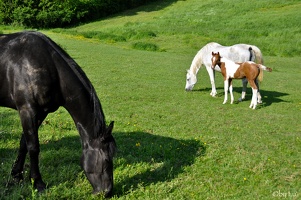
[189,42,221,75]
[190,50,203,75]
[29,31,106,139]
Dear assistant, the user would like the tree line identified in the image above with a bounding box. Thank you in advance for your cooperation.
[0,0,159,28]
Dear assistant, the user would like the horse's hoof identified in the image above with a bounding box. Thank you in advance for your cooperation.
[249,105,256,109]
[210,92,217,97]
[34,180,47,192]
[238,97,243,102]
[11,172,24,183]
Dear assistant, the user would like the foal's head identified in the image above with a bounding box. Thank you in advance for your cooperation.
[211,52,222,69]
[80,121,116,198]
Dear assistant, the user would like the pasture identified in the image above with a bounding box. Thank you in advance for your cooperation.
[0,0,300,199]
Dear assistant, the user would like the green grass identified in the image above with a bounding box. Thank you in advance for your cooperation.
[1,0,301,199]
[52,0,301,56]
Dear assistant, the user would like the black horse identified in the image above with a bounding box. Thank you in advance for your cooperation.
[0,31,116,197]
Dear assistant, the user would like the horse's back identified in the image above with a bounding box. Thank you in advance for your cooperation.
[239,62,261,79]
[0,32,63,112]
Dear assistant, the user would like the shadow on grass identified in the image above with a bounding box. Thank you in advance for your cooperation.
[191,87,288,106]
[1,131,205,198]
[114,0,179,17]
[113,131,205,196]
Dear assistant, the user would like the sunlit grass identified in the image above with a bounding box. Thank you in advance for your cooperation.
[52,0,301,56]
[0,0,301,199]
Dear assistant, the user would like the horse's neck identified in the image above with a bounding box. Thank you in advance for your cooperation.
[216,61,225,70]
[221,58,240,77]
[189,52,203,75]
[64,89,105,138]
[221,57,236,65]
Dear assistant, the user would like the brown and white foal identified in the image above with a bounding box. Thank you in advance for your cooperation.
[211,52,272,109]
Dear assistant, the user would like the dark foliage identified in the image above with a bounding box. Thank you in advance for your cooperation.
[0,0,159,28]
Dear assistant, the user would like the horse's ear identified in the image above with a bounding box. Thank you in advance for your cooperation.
[105,121,114,138]
[212,51,214,55]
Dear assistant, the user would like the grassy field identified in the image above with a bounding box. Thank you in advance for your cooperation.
[1,0,301,199]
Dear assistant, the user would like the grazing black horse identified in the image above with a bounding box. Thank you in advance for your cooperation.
[0,31,116,197]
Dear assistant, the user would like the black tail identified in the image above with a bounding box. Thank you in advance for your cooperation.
[248,47,254,61]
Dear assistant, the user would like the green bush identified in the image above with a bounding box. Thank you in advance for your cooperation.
[81,31,126,42]
[0,0,82,27]
[0,0,159,28]
[132,42,159,51]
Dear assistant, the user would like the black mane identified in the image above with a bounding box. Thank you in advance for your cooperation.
[30,31,106,138]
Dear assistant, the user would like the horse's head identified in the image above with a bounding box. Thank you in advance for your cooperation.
[211,52,221,69]
[80,121,116,198]
[185,70,197,91]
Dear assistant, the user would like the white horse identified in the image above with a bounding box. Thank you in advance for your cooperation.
[185,42,264,102]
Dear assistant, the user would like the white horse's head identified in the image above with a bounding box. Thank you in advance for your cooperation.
[185,70,197,91]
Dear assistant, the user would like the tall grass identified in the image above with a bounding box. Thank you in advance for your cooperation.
[0,0,301,199]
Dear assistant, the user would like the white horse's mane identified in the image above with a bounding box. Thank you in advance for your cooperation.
[189,42,221,75]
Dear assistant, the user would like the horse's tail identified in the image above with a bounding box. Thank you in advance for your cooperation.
[249,45,264,82]
[248,47,255,62]
[249,45,264,64]
[257,64,272,82]
[258,64,272,72]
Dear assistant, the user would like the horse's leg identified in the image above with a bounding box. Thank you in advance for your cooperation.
[11,133,28,182]
[250,88,258,109]
[238,78,248,102]
[19,108,46,192]
[229,79,234,104]
[223,79,229,104]
[11,114,46,184]
[206,65,217,97]
[248,80,258,109]
[255,79,262,103]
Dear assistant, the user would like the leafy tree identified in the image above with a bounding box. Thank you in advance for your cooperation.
[0,0,159,28]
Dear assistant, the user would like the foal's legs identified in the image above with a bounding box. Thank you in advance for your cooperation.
[255,79,262,103]
[239,78,248,102]
[229,79,234,104]
[223,79,229,104]
[250,88,258,109]
[248,80,258,109]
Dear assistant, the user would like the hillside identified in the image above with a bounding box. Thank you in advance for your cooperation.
[55,0,301,56]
